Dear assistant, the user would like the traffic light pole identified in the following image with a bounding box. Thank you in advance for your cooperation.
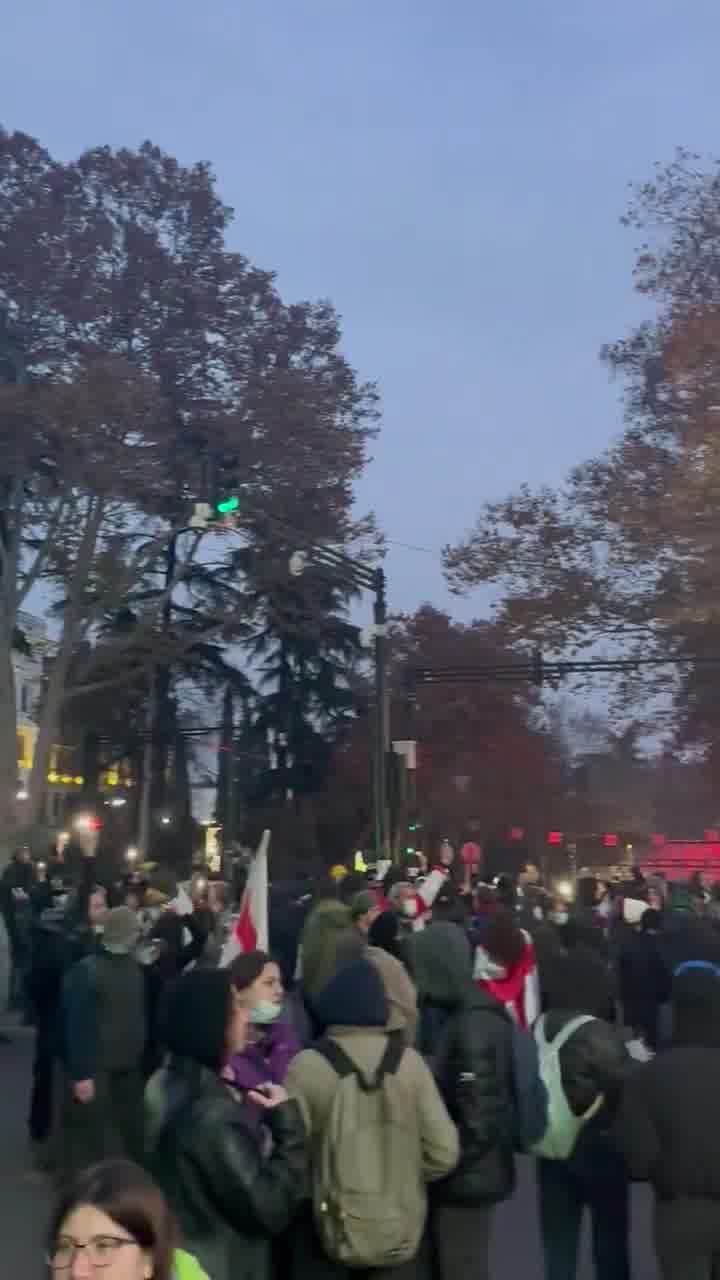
[372,569,389,865]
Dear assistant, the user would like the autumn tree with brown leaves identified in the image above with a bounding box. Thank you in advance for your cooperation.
[0,129,378,850]
[443,148,720,755]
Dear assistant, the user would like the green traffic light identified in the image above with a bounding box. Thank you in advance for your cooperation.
[216,496,240,515]
[405,845,415,855]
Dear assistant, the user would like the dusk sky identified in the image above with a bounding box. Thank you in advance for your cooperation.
[5,0,720,622]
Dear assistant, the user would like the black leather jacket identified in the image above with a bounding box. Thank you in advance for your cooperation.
[147,1058,306,1280]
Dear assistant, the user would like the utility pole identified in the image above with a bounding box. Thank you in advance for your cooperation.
[137,531,177,856]
[372,568,390,863]
[289,548,390,862]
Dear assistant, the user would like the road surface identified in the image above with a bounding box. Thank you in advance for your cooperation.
[0,1025,659,1278]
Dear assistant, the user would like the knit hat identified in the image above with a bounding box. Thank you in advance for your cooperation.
[160,969,233,1071]
[102,906,141,955]
[313,958,388,1029]
[350,891,376,921]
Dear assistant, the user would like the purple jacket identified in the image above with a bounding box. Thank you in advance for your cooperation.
[227,1021,301,1093]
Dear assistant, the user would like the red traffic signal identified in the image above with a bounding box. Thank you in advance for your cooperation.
[510,826,525,842]
[602,833,618,848]
[547,831,562,847]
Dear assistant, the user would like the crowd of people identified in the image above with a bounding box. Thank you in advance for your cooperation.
[6,840,720,1278]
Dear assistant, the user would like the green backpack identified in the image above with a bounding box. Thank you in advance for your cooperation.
[313,1035,427,1270]
[531,1014,604,1160]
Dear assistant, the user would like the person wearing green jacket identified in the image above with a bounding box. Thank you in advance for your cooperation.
[47,1158,209,1280]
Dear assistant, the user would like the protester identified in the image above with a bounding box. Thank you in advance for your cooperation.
[146,968,306,1280]
[615,960,720,1278]
[539,920,616,1023]
[286,957,459,1279]
[141,910,207,1079]
[536,995,631,1278]
[1,844,35,1011]
[473,910,540,1028]
[298,897,354,1006]
[26,882,107,1166]
[58,905,146,1177]
[619,907,669,1050]
[227,951,301,1099]
[368,908,406,964]
[367,941,419,1047]
[350,889,380,938]
[46,1157,210,1280]
[410,923,546,1280]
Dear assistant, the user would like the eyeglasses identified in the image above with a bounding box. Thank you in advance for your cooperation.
[48,1234,139,1270]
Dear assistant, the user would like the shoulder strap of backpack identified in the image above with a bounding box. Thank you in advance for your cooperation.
[548,1013,596,1052]
[313,1037,359,1079]
[375,1029,404,1084]
[315,1033,405,1091]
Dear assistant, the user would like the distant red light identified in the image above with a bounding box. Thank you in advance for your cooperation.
[547,831,562,846]
[603,833,619,848]
[510,827,525,841]
[89,817,103,831]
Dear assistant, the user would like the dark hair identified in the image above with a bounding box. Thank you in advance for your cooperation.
[229,950,271,992]
[160,969,234,1072]
[48,1159,175,1280]
[484,910,526,970]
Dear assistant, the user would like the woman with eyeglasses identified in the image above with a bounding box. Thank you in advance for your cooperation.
[46,1158,208,1280]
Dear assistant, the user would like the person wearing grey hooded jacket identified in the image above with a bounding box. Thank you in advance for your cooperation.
[410,922,546,1280]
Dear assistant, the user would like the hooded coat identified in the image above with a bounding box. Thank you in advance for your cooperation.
[615,964,720,1202]
[410,923,541,1206]
[299,900,354,1001]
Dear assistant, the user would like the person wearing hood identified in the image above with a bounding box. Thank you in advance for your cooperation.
[410,922,546,1280]
[366,941,419,1047]
[146,968,306,1280]
[298,898,355,1005]
[615,961,720,1278]
[58,906,147,1178]
[285,958,459,1280]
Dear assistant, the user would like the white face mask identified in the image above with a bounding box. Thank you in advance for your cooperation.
[402,898,419,919]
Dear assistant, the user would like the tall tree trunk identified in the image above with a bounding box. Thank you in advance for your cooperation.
[0,622,18,859]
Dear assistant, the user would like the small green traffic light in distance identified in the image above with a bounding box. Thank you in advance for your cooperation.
[216,496,240,515]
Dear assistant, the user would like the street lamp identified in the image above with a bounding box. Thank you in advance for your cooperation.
[289,543,390,860]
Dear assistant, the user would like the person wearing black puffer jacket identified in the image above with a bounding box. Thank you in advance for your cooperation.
[410,923,547,1280]
[615,960,720,1279]
[536,980,631,1279]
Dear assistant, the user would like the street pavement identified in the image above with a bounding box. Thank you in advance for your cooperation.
[0,1021,660,1278]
